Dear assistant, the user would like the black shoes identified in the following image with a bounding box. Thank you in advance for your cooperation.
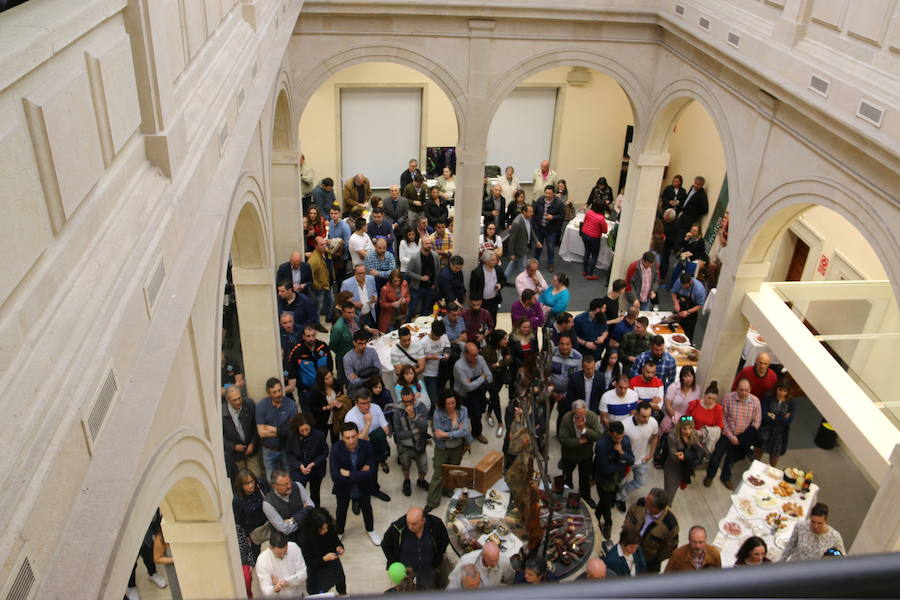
[615,500,626,513]
[403,480,412,497]
[352,500,361,515]
[416,479,429,491]
[373,490,391,502]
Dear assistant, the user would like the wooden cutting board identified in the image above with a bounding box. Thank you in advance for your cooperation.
[652,323,685,335]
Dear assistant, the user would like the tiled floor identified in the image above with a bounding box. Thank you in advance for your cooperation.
[134,309,875,598]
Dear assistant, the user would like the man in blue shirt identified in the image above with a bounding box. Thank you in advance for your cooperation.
[609,306,639,349]
[313,177,336,217]
[256,377,298,480]
[328,206,351,281]
[277,281,315,328]
[630,336,677,390]
[574,298,608,360]
[366,207,395,253]
[670,272,707,340]
[438,256,466,310]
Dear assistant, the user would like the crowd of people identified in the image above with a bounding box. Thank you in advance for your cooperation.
[190,158,844,599]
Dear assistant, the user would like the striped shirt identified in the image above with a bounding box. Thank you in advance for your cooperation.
[720,391,762,440]
[630,349,677,390]
[630,375,664,410]
[599,388,639,421]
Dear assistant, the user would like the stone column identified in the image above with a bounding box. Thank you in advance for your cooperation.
[608,146,669,282]
[852,444,900,554]
[231,267,283,399]
[454,147,486,269]
[696,260,769,387]
[271,149,302,263]
[162,520,245,599]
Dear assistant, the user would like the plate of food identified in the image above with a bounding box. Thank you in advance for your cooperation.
[719,518,744,539]
[772,481,795,497]
[732,495,757,520]
[781,502,804,518]
[414,315,435,328]
[755,491,778,509]
[669,333,690,347]
[774,532,791,549]
[765,466,784,480]
[765,512,790,532]
[743,471,767,489]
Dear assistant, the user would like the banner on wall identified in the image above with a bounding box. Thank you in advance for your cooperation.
[704,174,728,252]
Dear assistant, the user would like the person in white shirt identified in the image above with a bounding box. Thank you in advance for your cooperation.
[256,531,307,597]
[391,326,426,376]
[515,258,548,297]
[398,228,419,274]
[419,319,449,403]
[600,375,640,427]
[446,541,513,589]
[348,218,374,267]
[344,389,390,441]
[618,402,659,507]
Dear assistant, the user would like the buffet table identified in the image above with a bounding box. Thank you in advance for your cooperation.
[444,481,595,580]
[741,327,781,366]
[711,460,819,567]
[559,213,614,270]
[641,311,699,368]
[366,315,435,393]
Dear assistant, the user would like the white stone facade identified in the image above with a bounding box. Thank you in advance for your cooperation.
[0,0,898,597]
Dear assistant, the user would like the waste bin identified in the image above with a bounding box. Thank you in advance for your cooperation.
[814,419,837,450]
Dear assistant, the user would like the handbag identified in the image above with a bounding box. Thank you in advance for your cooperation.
[356,365,380,380]
[653,431,670,468]
[249,522,272,545]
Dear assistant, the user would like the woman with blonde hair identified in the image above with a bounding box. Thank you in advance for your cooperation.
[662,415,706,503]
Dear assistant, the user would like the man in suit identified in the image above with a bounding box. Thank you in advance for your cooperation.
[399,158,422,191]
[277,251,312,295]
[406,235,441,319]
[676,176,709,238]
[504,203,537,280]
[566,353,604,418]
[342,173,372,216]
[659,174,687,216]
[330,422,382,545]
[481,183,505,229]
[532,184,565,272]
[223,386,263,476]
[468,251,506,324]
[383,184,410,244]
[340,263,378,327]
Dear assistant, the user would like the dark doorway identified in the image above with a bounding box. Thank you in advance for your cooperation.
[785,235,810,281]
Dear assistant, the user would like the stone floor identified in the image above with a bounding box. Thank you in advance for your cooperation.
[134,303,876,599]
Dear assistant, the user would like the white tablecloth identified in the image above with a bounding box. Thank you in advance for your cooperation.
[711,460,819,567]
[741,328,780,365]
[366,317,434,392]
[558,213,614,270]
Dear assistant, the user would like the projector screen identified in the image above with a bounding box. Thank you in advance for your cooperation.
[487,88,558,183]
[340,88,422,189]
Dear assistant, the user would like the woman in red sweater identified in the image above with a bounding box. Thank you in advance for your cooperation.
[580,204,608,280]
[687,380,725,455]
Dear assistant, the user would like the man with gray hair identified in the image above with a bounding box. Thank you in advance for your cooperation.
[460,564,482,589]
[468,249,507,323]
[384,184,410,241]
[558,399,602,508]
[482,183,505,228]
[447,541,513,589]
[621,487,680,573]
[453,342,493,444]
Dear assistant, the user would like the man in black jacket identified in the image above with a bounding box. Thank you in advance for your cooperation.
[223,386,263,477]
[676,176,709,239]
[468,251,506,324]
[382,507,450,589]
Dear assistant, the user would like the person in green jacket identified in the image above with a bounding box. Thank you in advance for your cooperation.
[329,304,357,384]
[558,400,602,508]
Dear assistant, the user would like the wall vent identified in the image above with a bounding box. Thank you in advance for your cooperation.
[856,99,884,127]
[674,4,685,17]
[4,557,35,600]
[144,256,166,315]
[808,74,830,97]
[83,368,118,449]
[698,16,710,30]
[727,32,741,47]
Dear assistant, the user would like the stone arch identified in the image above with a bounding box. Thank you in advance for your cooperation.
[291,44,467,145]
[272,88,293,152]
[269,69,304,258]
[737,177,900,294]
[108,431,241,599]
[484,48,650,136]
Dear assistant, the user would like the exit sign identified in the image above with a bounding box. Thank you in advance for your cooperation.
[818,255,830,275]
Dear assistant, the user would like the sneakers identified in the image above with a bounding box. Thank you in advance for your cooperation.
[487,415,496,428]
[373,490,392,502]
[125,587,141,600]
[476,434,489,444]
[148,573,168,589]
[703,477,713,487]
[402,479,412,497]
[367,530,382,546]
[495,425,505,438]
[416,479,429,491]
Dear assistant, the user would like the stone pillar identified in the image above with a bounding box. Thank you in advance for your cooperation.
[454,147,486,269]
[231,267,283,399]
[608,146,669,282]
[696,260,769,388]
[852,444,900,554]
[271,149,302,263]
[163,520,245,599]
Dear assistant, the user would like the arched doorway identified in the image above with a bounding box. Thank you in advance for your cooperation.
[222,188,282,402]
[271,87,302,263]
[483,65,636,304]
[703,196,900,554]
